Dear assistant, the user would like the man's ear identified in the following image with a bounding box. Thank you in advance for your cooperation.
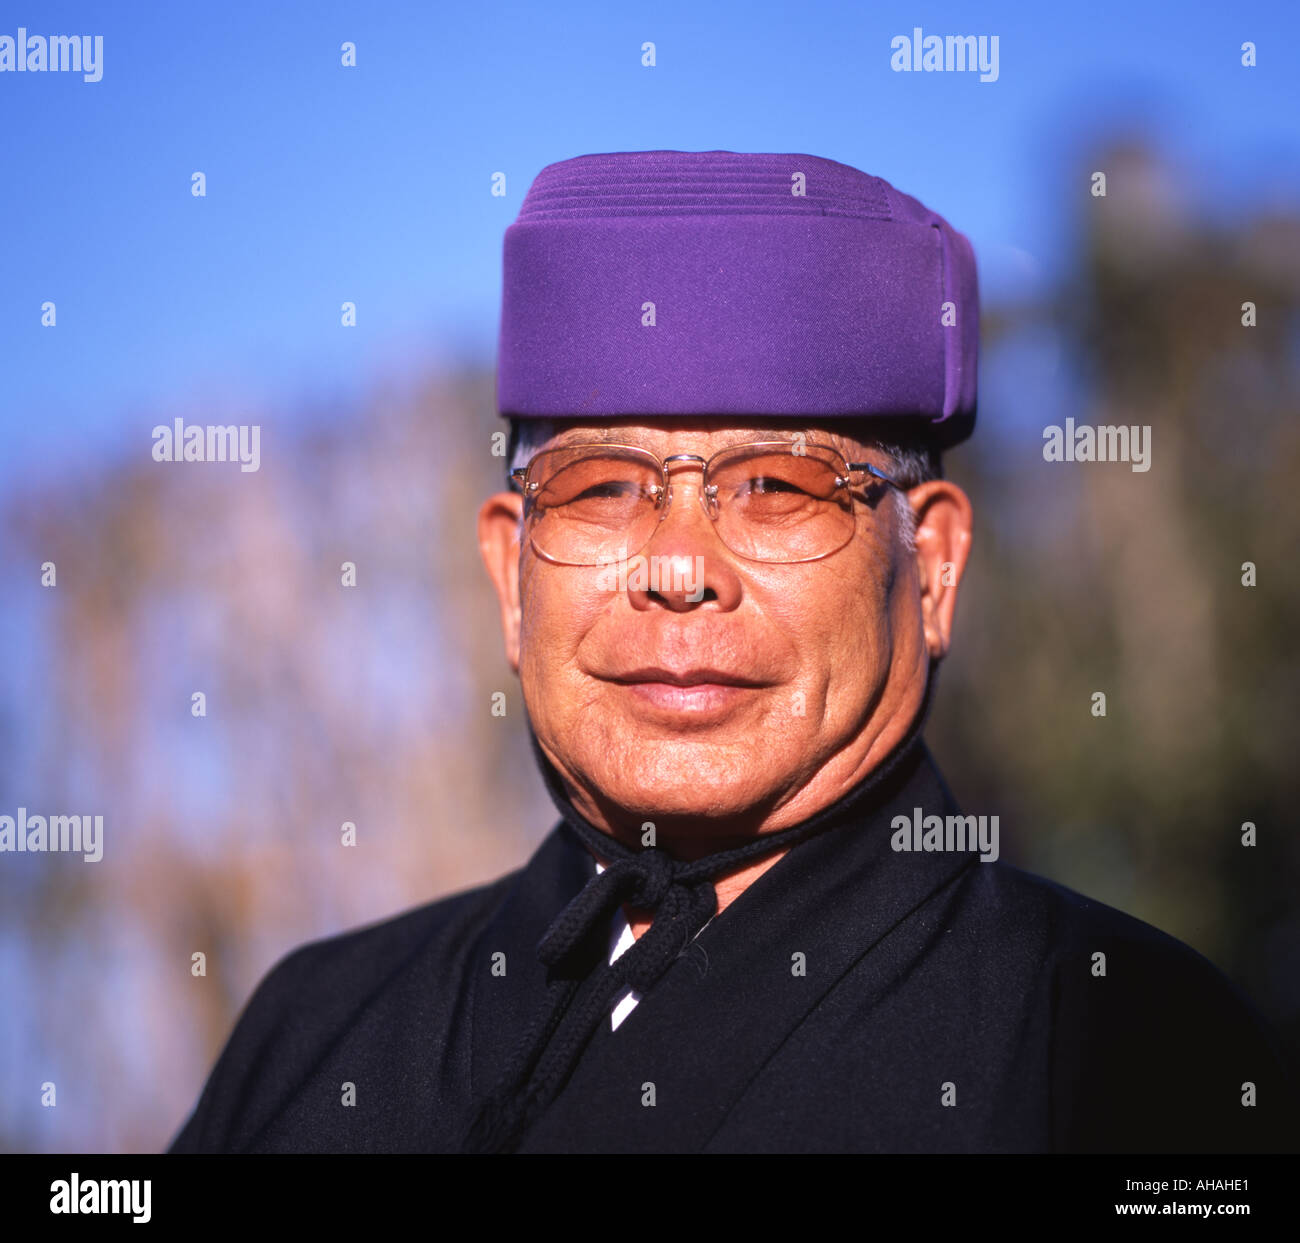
[478,491,524,673]
[906,480,973,662]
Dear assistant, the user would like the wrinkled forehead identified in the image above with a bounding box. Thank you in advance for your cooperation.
[532,417,883,462]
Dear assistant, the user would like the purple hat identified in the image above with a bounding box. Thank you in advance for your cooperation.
[497,150,978,447]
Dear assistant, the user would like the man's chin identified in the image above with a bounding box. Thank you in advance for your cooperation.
[574,745,790,831]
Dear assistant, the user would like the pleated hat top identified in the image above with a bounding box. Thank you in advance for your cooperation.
[497,149,978,447]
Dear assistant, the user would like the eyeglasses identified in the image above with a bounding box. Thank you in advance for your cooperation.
[509,440,902,566]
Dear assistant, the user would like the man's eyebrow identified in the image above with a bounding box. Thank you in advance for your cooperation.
[551,429,631,444]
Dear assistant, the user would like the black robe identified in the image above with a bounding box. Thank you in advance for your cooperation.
[168,742,1295,1153]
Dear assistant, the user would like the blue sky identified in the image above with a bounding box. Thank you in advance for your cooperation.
[2,0,1297,481]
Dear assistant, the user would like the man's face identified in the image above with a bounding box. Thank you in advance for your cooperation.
[479,418,972,847]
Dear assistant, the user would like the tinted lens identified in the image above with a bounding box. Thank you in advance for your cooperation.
[525,447,661,564]
[709,445,854,562]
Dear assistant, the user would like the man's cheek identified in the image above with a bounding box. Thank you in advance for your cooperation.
[801,614,882,728]
[519,579,581,646]
[758,684,818,735]
[518,591,602,701]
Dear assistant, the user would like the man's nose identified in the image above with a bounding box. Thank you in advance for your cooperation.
[626,465,743,613]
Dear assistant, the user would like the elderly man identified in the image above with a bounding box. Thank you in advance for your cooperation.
[170,151,1292,1154]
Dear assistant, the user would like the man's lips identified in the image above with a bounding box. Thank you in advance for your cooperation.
[604,666,770,689]
[598,667,772,718]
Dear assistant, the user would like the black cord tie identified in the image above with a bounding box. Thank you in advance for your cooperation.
[538,846,712,981]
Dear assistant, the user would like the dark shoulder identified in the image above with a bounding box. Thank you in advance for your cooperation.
[252,872,515,1013]
[959,860,1275,1037]
[167,869,518,1153]
[961,862,1295,1151]
[961,860,1238,970]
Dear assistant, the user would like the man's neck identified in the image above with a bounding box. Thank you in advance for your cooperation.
[533,711,933,942]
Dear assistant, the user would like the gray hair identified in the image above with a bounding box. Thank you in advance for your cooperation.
[505,418,940,554]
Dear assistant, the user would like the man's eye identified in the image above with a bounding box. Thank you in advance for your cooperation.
[571,481,641,501]
[742,476,802,495]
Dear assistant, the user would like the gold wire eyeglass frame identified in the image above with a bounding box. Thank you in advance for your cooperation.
[508,439,903,566]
